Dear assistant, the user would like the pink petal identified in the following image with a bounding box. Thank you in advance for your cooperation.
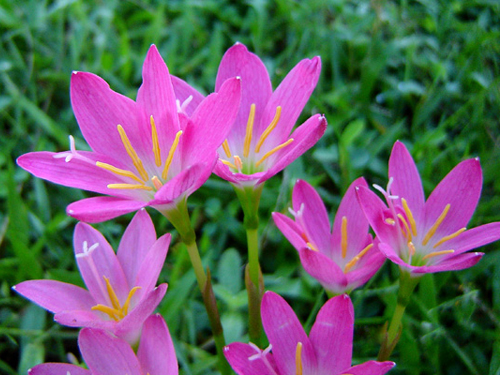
[171,75,205,116]
[292,179,331,256]
[344,247,386,291]
[298,248,348,295]
[445,222,500,255]
[74,222,129,303]
[182,77,241,167]
[29,364,91,375]
[67,196,148,223]
[259,56,321,141]
[378,243,413,271]
[215,43,272,145]
[345,360,395,375]
[388,141,425,222]
[79,328,142,375]
[224,342,278,375]
[135,233,171,293]
[309,294,353,373]
[412,252,484,274]
[261,291,317,375]
[272,212,308,252]
[54,309,114,331]
[258,114,326,184]
[138,314,178,375]
[14,280,94,313]
[424,158,482,237]
[212,161,266,185]
[117,209,157,287]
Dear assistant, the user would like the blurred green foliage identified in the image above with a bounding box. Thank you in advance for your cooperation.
[1,0,500,374]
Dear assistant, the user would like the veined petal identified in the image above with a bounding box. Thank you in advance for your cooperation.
[261,291,316,375]
[28,363,91,375]
[54,309,115,331]
[138,314,178,375]
[14,280,94,313]
[79,328,142,375]
[388,141,425,222]
[298,248,348,294]
[309,294,353,373]
[171,75,205,116]
[67,196,148,223]
[412,252,484,274]
[224,342,278,375]
[135,233,171,293]
[345,360,395,375]
[272,212,308,252]
[117,209,157,287]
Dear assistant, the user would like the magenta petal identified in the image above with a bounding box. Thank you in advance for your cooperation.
[272,212,307,252]
[224,342,278,375]
[309,294,353,373]
[388,141,425,222]
[14,280,94,313]
[79,328,142,375]
[298,248,348,295]
[138,314,178,375]
[261,291,316,375]
[117,209,157,287]
[412,252,484,274]
[345,248,386,290]
[213,161,265,185]
[171,75,205,116]
[378,243,413,271]
[424,158,482,235]
[135,233,171,293]
[445,222,500,255]
[67,196,148,223]
[29,363,91,375]
[54,309,114,331]
[345,360,395,375]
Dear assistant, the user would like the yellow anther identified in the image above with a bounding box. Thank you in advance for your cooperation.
[255,139,294,167]
[433,227,466,248]
[344,243,374,272]
[300,232,309,242]
[91,277,142,321]
[408,241,416,256]
[234,155,243,171]
[295,342,303,375]
[255,106,282,153]
[150,116,162,167]
[422,249,455,260]
[162,130,183,180]
[91,304,123,321]
[107,184,154,191]
[103,276,120,310]
[222,140,232,158]
[96,162,144,184]
[422,204,450,246]
[341,216,348,258]
[385,218,396,225]
[151,176,163,191]
[243,104,256,158]
[122,286,141,315]
[401,198,417,236]
[306,242,318,252]
[117,125,149,181]
[397,214,412,241]
[221,159,237,169]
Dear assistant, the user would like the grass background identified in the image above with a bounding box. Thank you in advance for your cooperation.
[1,0,500,374]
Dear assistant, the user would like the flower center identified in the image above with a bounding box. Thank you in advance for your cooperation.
[91,276,141,321]
[220,104,294,174]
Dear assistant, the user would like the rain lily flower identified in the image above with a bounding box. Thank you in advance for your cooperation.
[14,210,169,344]
[172,42,327,187]
[29,314,178,375]
[273,178,386,294]
[224,291,395,375]
[17,44,241,223]
[356,141,500,275]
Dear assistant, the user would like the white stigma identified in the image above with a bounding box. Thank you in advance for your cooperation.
[76,241,100,258]
[53,135,77,162]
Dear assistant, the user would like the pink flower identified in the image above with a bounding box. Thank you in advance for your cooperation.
[356,141,500,275]
[14,210,169,344]
[29,314,178,375]
[224,291,394,375]
[273,179,386,294]
[17,45,241,223]
[173,43,327,187]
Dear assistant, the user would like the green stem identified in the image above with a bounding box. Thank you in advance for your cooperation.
[185,240,207,292]
[246,227,260,289]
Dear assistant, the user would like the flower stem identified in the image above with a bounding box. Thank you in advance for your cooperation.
[247,227,260,289]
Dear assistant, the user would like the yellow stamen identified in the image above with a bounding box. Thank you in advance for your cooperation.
[397,214,412,241]
[150,116,162,167]
[234,155,243,171]
[122,286,141,315]
[222,140,231,158]
[385,218,396,225]
[255,139,294,167]
[151,176,163,190]
[341,216,348,259]
[344,243,374,272]
[300,232,309,242]
[243,104,256,158]
[433,227,466,248]
[162,130,183,180]
[103,276,120,310]
[295,342,303,375]
[306,242,318,251]
[117,125,149,181]
[255,106,282,153]
[221,159,237,169]
[401,198,417,236]
[422,249,455,260]
[108,183,154,191]
[422,204,450,245]
[96,162,144,184]
[91,304,123,321]
[408,241,416,256]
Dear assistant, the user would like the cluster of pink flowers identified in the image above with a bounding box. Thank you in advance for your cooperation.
[15,42,500,374]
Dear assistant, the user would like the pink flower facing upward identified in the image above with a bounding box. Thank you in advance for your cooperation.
[273,179,386,295]
[17,45,241,223]
[224,291,395,375]
[356,141,500,275]
[29,314,178,375]
[14,210,169,344]
[173,43,327,187]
